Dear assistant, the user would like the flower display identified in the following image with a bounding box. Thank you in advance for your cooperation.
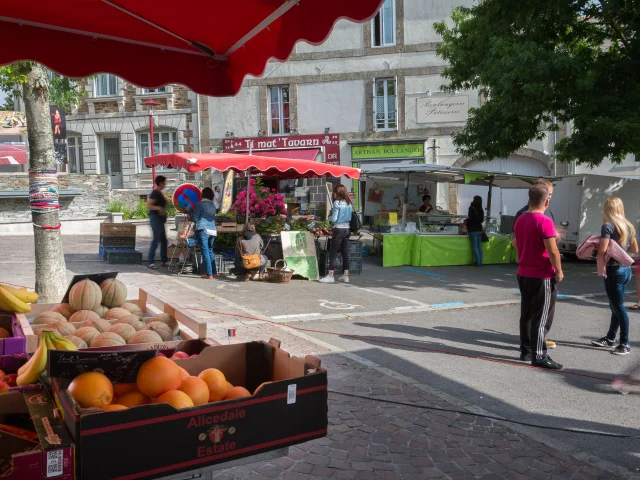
[231,178,286,218]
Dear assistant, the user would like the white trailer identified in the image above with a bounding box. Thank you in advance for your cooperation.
[551,174,640,257]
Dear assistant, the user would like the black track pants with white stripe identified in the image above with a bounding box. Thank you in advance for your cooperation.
[518,276,557,360]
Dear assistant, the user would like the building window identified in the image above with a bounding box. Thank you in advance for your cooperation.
[142,87,167,93]
[94,74,119,97]
[138,130,178,170]
[67,136,84,174]
[372,0,395,47]
[269,86,291,135]
[374,78,397,130]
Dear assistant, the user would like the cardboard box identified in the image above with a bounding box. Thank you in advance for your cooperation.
[374,212,398,226]
[17,286,210,353]
[0,390,74,479]
[51,340,327,480]
[0,313,26,355]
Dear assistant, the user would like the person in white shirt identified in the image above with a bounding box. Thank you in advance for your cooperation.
[213,185,222,210]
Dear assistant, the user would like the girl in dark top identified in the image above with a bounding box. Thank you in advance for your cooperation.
[467,196,484,266]
[591,197,638,355]
[147,175,168,269]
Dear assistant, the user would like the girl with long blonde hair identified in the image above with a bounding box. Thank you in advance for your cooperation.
[591,197,639,355]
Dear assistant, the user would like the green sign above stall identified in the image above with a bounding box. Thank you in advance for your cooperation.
[351,143,424,159]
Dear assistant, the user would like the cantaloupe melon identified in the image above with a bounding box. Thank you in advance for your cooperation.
[143,321,173,341]
[95,305,109,318]
[99,278,128,308]
[120,302,143,318]
[68,279,102,313]
[103,308,131,321]
[148,313,179,337]
[127,330,163,345]
[107,323,136,342]
[117,315,144,331]
[51,303,75,320]
[68,371,113,408]
[90,332,126,348]
[74,326,100,345]
[136,357,182,398]
[80,318,111,333]
[69,310,101,324]
[64,335,88,349]
[52,320,76,336]
[33,311,67,325]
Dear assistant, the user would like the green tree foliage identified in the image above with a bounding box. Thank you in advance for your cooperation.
[435,0,640,167]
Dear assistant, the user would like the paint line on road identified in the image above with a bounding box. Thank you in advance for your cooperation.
[348,285,428,307]
[487,266,517,272]
[431,302,465,308]
[402,268,445,278]
[271,313,322,320]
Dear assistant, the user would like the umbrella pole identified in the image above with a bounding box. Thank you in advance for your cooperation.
[402,172,409,229]
[486,176,494,225]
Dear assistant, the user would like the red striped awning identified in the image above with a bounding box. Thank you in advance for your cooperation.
[145,152,360,179]
[250,149,320,162]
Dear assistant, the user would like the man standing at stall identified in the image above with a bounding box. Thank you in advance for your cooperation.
[514,184,564,370]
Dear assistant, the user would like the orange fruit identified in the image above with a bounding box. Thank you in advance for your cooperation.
[117,390,151,408]
[69,372,113,408]
[253,381,273,395]
[226,381,233,390]
[198,369,228,401]
[156,390,194,409]
[113,383,138,397]
[178,366,190,378]
[179,377,209,406]
[224,386,251,400]
[101,404,128,411]
[136,356,182,398]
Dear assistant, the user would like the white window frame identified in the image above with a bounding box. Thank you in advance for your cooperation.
[373,77,398,131]
[138,130,179,172]
[268,85,291,136]
[371,0,396,47]
[93,74,119,97]
[67,136,84,174]
[142,87,167,94]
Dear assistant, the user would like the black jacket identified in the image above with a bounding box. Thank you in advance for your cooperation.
[467,206,484,232]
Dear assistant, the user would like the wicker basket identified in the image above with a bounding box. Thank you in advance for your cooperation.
[265,260,294,284]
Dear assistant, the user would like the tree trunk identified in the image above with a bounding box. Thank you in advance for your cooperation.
[23,64,67,303]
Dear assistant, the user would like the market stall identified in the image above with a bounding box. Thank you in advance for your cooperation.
[361,164,545,267]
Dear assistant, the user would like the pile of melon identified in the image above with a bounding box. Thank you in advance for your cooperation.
[68,356,260,412]
[31,278,180,349]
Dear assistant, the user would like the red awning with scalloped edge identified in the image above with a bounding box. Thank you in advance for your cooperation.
[1,0,384,97]
[145,153,360,179]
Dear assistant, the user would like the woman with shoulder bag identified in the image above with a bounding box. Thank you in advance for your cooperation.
[591,197,639,355]
[236,224,268,281]
[467,196,485,267]
[320,184,353,284]
[190,187,218,279]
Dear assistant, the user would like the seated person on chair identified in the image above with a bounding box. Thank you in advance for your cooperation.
[234,224,268,281]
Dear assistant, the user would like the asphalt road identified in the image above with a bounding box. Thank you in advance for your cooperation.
[297,299,640,472]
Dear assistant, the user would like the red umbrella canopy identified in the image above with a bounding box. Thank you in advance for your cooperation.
[145,153,361,179]
[1,0,384,97]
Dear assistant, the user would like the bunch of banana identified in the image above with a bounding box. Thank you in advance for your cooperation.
[0,284,38,314]
[16,330,78,386]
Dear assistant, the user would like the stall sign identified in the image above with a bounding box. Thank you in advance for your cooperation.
[223,133,341,164]
[416,95,469,124]
[351,143,424,160]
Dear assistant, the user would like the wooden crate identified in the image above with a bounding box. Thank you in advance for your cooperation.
[17,288,214,353]
[100,223,137,237]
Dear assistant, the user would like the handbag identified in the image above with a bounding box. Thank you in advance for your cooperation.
[237,237,262,270]
[481,231,489,243]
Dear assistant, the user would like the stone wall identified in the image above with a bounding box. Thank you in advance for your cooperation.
[0,174,111,223]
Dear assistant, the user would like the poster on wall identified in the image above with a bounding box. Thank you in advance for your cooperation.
[53,142,67,166]
[280,231,319,280]
[50,106,66,139]
[220,171,234,214]
[363,181,435,217]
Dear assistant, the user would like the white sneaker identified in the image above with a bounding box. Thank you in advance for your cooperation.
[319,275,335,283]
[337,276,350,283]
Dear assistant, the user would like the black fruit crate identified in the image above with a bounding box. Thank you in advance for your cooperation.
[105,249,143,264]
[100,223,137,237]
[319,253,362,275]
[99,245,132,260]
[100,236,136,248]
[325,239,363,258]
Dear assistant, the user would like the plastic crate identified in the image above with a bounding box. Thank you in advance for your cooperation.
[99,245,132,260]
[190,253,236,274]
[100,223,137,237]
[100,236,136,248]
[105,249,143,264]
[319,253,362,275]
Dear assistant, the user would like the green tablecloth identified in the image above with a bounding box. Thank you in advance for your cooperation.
[382,234,516,267]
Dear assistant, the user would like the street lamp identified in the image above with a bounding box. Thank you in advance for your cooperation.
[142,99,161,184]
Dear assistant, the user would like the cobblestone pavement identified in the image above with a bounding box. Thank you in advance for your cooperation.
[0,235,633,479]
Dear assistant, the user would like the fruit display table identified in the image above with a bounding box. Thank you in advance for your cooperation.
[381,233,517,267]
